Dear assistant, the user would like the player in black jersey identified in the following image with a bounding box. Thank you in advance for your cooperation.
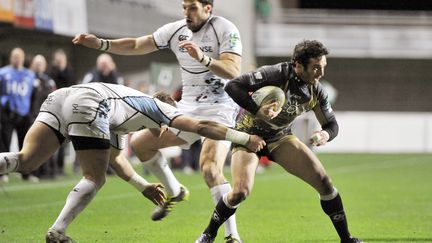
[196,40,362,243]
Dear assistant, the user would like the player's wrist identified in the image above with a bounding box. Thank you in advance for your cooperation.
[97,38,111,51]
[199,55,212,67]
[128,172,150,192]
[225,128,250,145]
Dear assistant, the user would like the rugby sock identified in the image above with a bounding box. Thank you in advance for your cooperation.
[204,195,238,238]
[320,187,351,241]
[50,178,97,233]
[0,152,20,174]
[210,183,240,239]
[142,151,180,197]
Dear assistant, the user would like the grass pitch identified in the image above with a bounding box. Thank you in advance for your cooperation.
[0,153,431,243]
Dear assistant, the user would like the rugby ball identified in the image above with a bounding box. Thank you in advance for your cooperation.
[251,86,285,110]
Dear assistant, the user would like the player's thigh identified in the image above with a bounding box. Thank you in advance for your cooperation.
[76,149,110,187]
[199,139,230,168]
[270,136,332,193]
[20,122,61,166]
[231,149,260,194]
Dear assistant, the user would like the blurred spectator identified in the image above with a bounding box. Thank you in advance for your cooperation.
[48,49,75,176]
[48,49,75,89]
[0,48,36,182]
[82,53,124,85]
[29,55,57,179]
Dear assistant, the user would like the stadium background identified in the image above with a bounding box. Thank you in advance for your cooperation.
[2,0,431,154]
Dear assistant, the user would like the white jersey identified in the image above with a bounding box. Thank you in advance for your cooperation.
[153,15,242,107]
[35,83,182,149]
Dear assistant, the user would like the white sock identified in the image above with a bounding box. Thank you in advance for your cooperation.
[0,152,20,174]
[319,187,338,201]
[128,172,150,192]
[211,183,240,239]
[50,178,97,233]
[142,151,180,197]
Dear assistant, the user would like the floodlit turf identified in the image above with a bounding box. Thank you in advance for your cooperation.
[1,153,431,243]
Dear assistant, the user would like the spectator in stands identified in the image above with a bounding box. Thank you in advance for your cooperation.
[30,55,57,179]
[82,53,124,85]
[0,47,36,183]
[48,49,75,176]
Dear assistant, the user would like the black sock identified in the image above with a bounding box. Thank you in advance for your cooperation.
[320,194,351,241]
[204,198,237,238]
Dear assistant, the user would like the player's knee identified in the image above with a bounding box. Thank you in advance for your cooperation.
[319,174,333,194]
[200,162,221,181]
[230,189,250,205]
[84,175,106,189]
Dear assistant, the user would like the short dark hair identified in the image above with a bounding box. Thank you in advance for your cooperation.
[292,40,329,67]
[153,91,177,107]
[197,0,213,6]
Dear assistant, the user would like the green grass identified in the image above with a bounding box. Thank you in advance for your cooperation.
[1,154,432,243]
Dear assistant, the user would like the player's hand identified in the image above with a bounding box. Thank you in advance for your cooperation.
[256,101,282,121]
[72,33,101,49]
[246,135,266,152]
[142,183,166,206]
[158,125,170,137]
[310,130,330,146]
[179,40,203,61]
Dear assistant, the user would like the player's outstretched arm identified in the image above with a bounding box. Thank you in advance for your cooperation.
[72,33,157,55]
[109,147,166,206]
[170,115,265,152]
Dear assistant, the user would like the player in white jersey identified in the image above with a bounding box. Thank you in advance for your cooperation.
[0,82,265,243]
[73,1,244,242]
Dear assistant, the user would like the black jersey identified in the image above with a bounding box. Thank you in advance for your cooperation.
[225,62,338,143]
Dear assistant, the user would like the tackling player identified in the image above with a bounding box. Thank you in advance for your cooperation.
[0,82,265,243]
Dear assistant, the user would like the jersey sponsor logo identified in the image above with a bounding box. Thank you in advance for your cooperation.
[179,45,213,53]
[178,35,189,41]
[228,32,240,48]
[5,79,31,96]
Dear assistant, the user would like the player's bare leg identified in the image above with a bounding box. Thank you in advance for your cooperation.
[46,148,110,243]
[271,136,362,243]
[0,122,60,176]
[196,150,258,243]
[200,138,241,242]
[130,128,189,220]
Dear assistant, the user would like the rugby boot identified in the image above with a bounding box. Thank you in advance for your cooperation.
[151,185,189,221]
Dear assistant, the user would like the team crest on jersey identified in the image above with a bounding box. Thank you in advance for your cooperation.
[228,33,240,48]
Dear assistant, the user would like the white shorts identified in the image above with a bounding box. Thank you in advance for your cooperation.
[35,88,110,143]
[171,100,239,149]
[177,100,239,127]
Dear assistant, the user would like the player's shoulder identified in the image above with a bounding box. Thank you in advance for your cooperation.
[209,16,238,30]
[159,19,187,33]
[259,62,289,75]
